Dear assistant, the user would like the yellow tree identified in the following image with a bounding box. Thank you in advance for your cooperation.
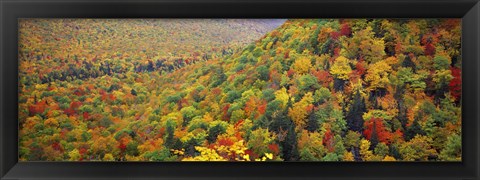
[182,146,227,161]
[274,87,290,109]
[330,56,352,81]
[383,155,396,161]
[68,149,81,161]
[365,60,392,90]
[342,26,386,63]
[103,153,115,161]
[292,57,312,75]
[288,92,314,131]
[343,151,355,161]
[359,139,374,161]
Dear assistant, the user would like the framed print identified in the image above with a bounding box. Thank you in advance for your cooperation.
[1,0,479,179]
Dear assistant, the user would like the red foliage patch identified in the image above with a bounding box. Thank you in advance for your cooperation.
[234,119,244,128]
[244,149,258,159]
[442,19,461,30]
[118,143,127,152]
[424,43,436,56]
[109,94,116,101]
[257,100,267,115]
[28,100,47,116]
[312,70,333,87]
[284,51,290,59]
[323,129,335,152]
[63,108,75,116]
[392,129,404,141]
[70,101,82,109]
[51,142,63,151]
[158,127,166,137]
[449,67,462,101]
[101,93,116,102]
[333,47,341,56]
[355,60,366,76]
[222,104,231,121]
[268,143,280,155]
[211,88,222,95]
[330,31,340,40]
[340,23,352,37]
[305,104,314,113]
[217,137,234,147]
[287,69,295,77]
[79,148,88,155]
[395,42,403,53]
[99,89,106,95]
[83,112,90,120]
[64,101,82,116]
[363,117,395,144]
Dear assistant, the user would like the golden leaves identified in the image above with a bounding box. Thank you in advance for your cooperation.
[330,56,352,80]
[288,92,314,131]
[274,87,290,108]
[292,57,312,75]
[365,60,392,90]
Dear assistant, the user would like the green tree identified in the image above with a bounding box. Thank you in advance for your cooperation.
[256,65,270,81]
[439,134,461,161]
[433,55,451,70]
[399,135,437,161]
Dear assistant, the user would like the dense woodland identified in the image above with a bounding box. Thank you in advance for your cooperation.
[19,19,462,161]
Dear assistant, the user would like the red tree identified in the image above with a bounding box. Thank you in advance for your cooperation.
[363,118,395,144]
[424,43,436,56]
[222,104,231,121]
[323,129,335,152]
[340,23,352,37]
[449,67,462,101]
[268,143,280,155]
[28,100,48,116]
[312,70,333,87]
[355,60,366,76]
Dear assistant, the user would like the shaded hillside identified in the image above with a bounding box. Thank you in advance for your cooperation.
[19,19,461,162]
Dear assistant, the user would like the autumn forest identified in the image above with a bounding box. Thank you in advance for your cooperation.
[19,19,462,161]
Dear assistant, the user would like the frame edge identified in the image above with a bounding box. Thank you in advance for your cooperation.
[1,0,480,180]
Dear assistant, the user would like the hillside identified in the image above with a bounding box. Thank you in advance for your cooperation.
[19,19,462,162]
[18,19,285,84]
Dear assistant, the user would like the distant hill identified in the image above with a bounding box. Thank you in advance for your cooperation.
[18,19,285,83]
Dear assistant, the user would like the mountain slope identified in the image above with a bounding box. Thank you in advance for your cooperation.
[151,19,461,161]
[19,19,462,162]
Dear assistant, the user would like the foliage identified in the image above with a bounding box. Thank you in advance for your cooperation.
[18,19,461,162]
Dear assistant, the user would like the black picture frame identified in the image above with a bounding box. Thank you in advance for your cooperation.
[1,0,479,179]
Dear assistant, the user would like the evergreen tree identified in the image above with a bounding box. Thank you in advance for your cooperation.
[394,85,408,130]
[270,99,299,161]
[306,111,320,132]
[402,54,416,71]
[405,118,426,141]
[346,90,367,132]
[130,89,137,96]
[164,120,176,149]
[369,120,379,149]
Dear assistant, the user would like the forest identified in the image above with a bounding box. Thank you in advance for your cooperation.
[18,19,462,161]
